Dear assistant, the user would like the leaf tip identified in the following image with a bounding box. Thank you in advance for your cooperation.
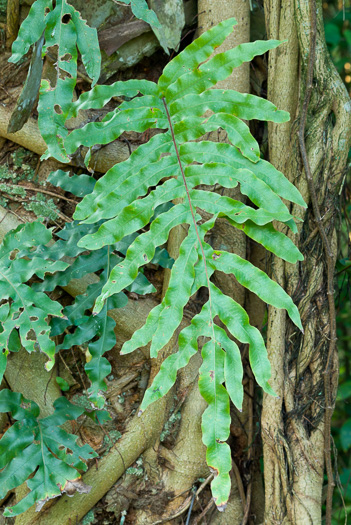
[216,501,228,512]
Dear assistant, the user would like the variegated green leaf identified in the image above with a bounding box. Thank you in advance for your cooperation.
[180,141,307,208]
[0,391,97,517]
[47,170,96,197]
[158,18,237,89]
[203,113,260,162]
[74,133,172,223]
[165,40,284,104]
[9,0,52,63]
[0,223,66,381]
[170,89,289,122]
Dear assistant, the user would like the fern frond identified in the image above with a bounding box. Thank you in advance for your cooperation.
[62,18,307,507]
[6,16,307,510]
[47,169,96,197]
[116,0,161,29]
[0,222,66,382]
[24,174,157,408]
[0,390,97,517]
[10,0,100,161]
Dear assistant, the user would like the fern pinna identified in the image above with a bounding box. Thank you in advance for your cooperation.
[47,18,305,508]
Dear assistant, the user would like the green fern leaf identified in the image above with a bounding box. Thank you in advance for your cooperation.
[210,250,302,330]
[11,0,101,161]
[164,40,285,103]
[158,18,237,89]
[199,336,231,510]
[67,20,306,506]
[69,79,159,119]
[235,221,304,264]
[10,16,306,510]
[47,170,96,197]
[74,133,173,223]
[116,0,161,28]
[204,113,260,162]
[0,223,66,381]
[180,141,307,208]
[65,100,167,153]
[84,301,116,408]
[0,390,97,517]
[9,0,52,64]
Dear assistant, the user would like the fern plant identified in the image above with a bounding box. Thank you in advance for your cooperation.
[9,0,101,160]
[0,390,97,517]
[116,0,161,28]
[0,169,172,514]
[0,221,67,381]
[41,18,304,508]
[4,6,307,513]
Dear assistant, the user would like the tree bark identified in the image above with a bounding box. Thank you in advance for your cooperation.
[262,1,351,524]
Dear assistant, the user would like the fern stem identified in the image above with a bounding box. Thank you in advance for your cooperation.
[162,97,215,338]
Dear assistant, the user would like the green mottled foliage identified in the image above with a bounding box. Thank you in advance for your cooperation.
[0,390,97,516]
[116,0,161,29]
[5,9,306,514]
[0,222,66,382]
[9,0,101,160]
[57,18,305,508]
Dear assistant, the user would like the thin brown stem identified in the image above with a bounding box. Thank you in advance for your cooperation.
[297,3,336,522]
[151,474,213,525]
[14,185,77,203]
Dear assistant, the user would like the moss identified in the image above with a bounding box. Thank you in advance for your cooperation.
[70,393,92,411]
[0,183,26,198]
[23,194,59,220]
[160,410,181,442]
[103,430,122,451]
[12,148,30,169]
[0,149,59,220]
[126,456,144,477]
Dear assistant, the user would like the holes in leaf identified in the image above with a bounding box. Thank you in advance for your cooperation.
[54,104,63,115]
[61,13,72,24]
[60,53,72,62]
[59,69,73,81]
[44,7,50,15]
[30,316,39,322]
[26,329,36,341]
[12,308,23,321]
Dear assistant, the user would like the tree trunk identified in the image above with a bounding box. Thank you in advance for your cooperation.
[262,1,351,524]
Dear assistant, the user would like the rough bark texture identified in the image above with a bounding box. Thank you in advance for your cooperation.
[262,1,351,524]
